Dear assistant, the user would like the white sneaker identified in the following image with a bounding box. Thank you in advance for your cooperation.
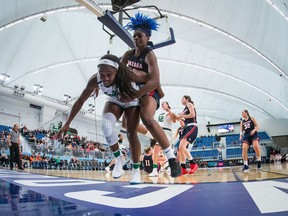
[148,168,158,177]
[112,156,125,179]
[159,167,165,174]
[105,166,111,173]
[166,167,171,175]
[149,176,159,184]
[130,168,141,185]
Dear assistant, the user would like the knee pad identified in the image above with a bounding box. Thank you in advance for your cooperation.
[101,112,118,146]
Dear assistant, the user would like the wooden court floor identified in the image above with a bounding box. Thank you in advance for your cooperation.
[22,162,288,184]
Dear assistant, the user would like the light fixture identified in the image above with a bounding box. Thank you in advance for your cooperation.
[0,73,10,85]
[40,15,47,22]
[63,94,71,104]
[13,84,25,97]
[33,84,43,95]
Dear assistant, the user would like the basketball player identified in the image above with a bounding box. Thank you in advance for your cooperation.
[149,101,176,176]
[57,54,145,184]
[176,95,199,175]
[143,146,153,174]
[121,12,181,178]
[240,110,261,171]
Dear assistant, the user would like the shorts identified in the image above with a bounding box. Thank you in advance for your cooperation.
[107,97,140,109]
[242,133,259,146]
[148,90,160,110]
[181,125,198,144]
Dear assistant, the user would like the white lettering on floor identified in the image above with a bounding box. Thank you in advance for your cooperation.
[65,184,193,208]
[243,180,288,213]
[14,179,104,187]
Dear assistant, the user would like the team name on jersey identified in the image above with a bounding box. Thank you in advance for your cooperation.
[243,120,252,130]
[127,60,143,69]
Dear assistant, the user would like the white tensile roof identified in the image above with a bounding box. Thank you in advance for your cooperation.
[0,0,287,125]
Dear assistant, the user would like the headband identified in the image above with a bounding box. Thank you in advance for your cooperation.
[98,59,119,69]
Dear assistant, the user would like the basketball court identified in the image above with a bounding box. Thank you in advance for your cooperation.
[1,163,287,215]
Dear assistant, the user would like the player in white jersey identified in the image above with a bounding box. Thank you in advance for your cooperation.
[57,54,147,184]
[149,101,177,176]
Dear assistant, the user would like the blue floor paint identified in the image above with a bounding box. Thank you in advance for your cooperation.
[0,169,288,216]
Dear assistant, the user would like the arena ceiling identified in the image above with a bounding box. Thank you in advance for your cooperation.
[0,0,288,126]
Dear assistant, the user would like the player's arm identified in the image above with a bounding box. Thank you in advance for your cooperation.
[121,50,132,65]
[168,110,177,123]
[57,75,98,138]
[239,121,243,140]
[128,68,150,83]
[251,117,259,135]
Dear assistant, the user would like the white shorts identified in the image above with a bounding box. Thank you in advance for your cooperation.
[107,97,140,109]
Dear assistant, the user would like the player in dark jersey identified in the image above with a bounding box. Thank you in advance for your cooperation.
[240,110,261,171]
[121,12,181,178]
[143,146,153,174]
[176,95,199,175]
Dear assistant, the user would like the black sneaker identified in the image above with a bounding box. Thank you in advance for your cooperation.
[242,165,249,172]
[257,161,261,170]
[168,158,181,178]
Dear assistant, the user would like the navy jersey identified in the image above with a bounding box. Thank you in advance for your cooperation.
[127,47,151,85]
[182,105,197,125]
[143,154,153,174]
[242,117,256,137]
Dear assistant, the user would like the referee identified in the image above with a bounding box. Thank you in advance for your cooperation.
[9,124,24,170]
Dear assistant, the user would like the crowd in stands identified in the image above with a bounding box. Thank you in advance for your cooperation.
[0,123,117,170]
[20,124,109,158]
[1,124,288,170]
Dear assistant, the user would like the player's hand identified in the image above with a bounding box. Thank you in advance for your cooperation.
[56,124,69,140]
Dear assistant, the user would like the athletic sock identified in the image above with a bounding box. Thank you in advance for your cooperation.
[133,163,140,169]
[163,146,175,160]
[113,149,121,158]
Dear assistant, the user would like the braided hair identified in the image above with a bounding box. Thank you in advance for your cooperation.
[99,54,137,99]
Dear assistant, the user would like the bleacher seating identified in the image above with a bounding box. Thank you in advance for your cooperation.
[257,131,271,141]
[191,149,219,161]
[195,136,217,148]
[226,147,255,159]
[225,134,241,146]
